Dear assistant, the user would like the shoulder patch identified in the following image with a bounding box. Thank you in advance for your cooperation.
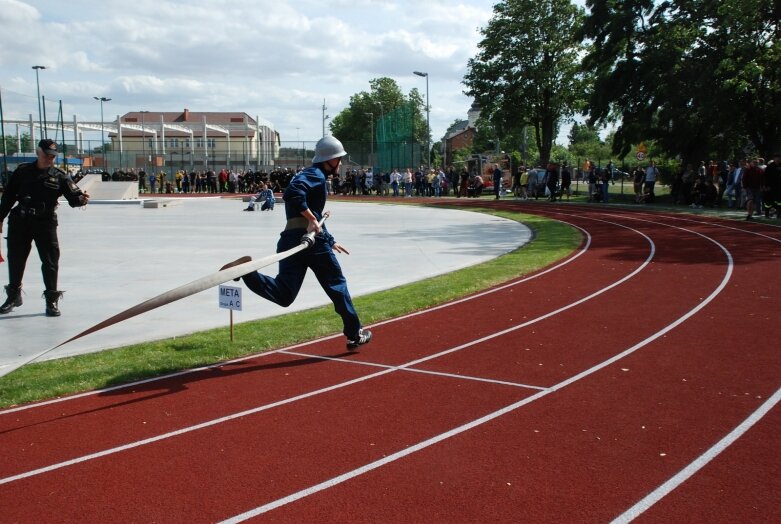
[48,166,68,178]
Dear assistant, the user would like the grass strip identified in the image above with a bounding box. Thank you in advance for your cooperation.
[0,207,580,408]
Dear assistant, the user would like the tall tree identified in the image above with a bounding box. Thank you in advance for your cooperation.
[329,77,426,145]
[464,0,586,164]
[581,0,781,161]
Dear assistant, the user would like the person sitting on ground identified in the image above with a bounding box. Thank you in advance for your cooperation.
[243,183,275,211]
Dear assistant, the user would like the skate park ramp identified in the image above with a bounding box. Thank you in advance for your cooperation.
[0,198,532,369]
[76,174,139,201]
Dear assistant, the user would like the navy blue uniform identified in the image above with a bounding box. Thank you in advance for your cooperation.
[0,163,86,292]
[241,166,362,339]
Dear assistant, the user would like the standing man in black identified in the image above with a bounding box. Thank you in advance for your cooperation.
[0,139,90,316]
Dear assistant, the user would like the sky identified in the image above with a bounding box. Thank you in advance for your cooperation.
[0,0,508,147]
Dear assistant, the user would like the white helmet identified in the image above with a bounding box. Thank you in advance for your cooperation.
[312,135,347,163]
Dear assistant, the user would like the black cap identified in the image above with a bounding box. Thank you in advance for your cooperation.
[38,139,59,156]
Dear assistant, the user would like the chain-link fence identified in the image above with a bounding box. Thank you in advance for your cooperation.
[2,138,426,177]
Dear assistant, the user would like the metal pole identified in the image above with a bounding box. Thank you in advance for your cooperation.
[140,111,148,174]
[94,97,111,170]
[42,95,49,140]
[425,75,430,166]
[32,65,45,141]
[322,99,329,137]
[0,87,7,174]
[413,71,429,166]
[366,112,374,167]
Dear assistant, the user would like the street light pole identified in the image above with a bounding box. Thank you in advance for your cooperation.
[94,96,111,170]
[365,112,374,167]
[32,65,46,141]
[413,71,430,167]
[322,99,329,137]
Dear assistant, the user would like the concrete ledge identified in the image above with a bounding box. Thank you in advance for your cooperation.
[142,199,182,208]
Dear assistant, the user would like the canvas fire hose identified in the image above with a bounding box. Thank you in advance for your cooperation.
[0,212,330,379]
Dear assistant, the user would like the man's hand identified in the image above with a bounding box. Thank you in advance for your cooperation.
[301,209,321,234]
[79,191,90,205]
[332,243,350,255]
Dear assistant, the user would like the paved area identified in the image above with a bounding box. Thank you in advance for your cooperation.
[0,197,531,369]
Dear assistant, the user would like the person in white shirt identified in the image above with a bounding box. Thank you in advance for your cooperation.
[644,160,660,198]
[390,168,402,197]
[364,168,374,195]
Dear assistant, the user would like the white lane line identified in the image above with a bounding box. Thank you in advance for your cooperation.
[218,220,741,522]
[619,210,781,244]
[0,219,642,484]
[280,350,549,391]
[611,387,781,523]
[0,368,396,487]
[0,219,591,416]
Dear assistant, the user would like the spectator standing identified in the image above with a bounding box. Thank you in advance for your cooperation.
[762,153,780,218]
[219,168,229,192]
[742,158,764,220]
[403,168,413,197]
[644,160,660,201]
[390,168,401,197]
[546,163,559,202]
[587,164,598,202]
[492,164,503,200]
[364,168,374,195]
[601,161,613,203]
[561,163,572,200]
[138,170,147,193]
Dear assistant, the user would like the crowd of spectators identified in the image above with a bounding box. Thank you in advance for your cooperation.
[85,167,301,195]
[670,155,780,220]
[56,153,780,221]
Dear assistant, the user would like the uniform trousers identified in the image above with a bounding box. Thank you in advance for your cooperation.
[6,212,60,291]
[241,229,361,339]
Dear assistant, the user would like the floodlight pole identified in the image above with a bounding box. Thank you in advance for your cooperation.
[413,71,430,167]
[94,96,111,169]
[365,112,374,166]
[32,65,46,140]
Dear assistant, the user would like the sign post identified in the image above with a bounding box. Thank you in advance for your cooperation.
[219,285,242,342]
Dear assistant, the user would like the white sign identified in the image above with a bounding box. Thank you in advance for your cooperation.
[219,285,242,311]
[636,151,646,161]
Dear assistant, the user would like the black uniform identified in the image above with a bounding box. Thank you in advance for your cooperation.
[0,162,87,314]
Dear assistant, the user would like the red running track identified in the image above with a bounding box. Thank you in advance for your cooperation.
[0,201,779,523]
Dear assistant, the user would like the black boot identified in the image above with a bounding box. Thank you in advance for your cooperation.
[0,286,23,314]
[44,290,63,317]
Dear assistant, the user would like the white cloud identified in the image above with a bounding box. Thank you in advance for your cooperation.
[0,0,501,144]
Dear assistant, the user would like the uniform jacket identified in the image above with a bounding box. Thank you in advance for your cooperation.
[0,163,85,221]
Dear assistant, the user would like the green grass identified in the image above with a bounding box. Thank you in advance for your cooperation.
[0,207,581,408]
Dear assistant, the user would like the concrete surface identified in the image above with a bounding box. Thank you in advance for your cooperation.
[0,197,531,369]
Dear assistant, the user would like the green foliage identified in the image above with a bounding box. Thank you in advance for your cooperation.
[581,0,781,161]
[329,77,428,147]
[2,132,31,156]
[464,0,587,164]
[451,146,473,166]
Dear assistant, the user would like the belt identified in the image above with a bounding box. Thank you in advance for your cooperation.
[13,205,53,220]
[284,217,309,230]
